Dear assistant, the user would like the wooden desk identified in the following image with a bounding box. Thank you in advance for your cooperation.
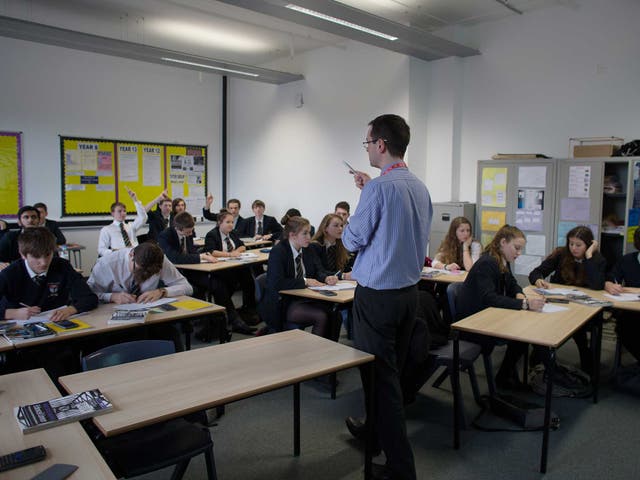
[59,330,376,478]
[0,336,13,353]
[193,238,271,250]
[279,283,356,304]
[0,368,115,479]
[7,296,224,351]
[451,301,602,473]
[420,268,467,284]
[175,251,269,273]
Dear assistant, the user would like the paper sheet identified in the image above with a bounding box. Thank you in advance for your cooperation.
[518,166,546,188]
[119,152,139,182]
[310,281,357,291]
[603,293,640,302]
[114,298,177,311]
[542,303,569,313]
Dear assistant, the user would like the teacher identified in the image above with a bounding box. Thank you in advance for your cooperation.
[342,114,432,480]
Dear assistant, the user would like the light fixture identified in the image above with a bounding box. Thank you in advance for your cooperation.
[161,57,259,77]
[285,4,398,41]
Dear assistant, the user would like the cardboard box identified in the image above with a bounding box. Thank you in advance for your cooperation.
[573,144,619,157]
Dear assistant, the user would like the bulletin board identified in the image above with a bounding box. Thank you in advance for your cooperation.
[0,131,23,217]
[61,136,207,216]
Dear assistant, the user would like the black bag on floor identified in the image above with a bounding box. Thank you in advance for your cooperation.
[529,364,593,398]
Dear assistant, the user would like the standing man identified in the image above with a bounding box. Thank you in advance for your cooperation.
[342,114,432,480]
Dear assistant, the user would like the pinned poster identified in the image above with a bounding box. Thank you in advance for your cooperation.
[560,198,590,222]
[481,210,506,232]
[568,165,591,198]
[525,234,546,256]
[481,167,507,207]
[514,254,542,276]
[518,166,546,188]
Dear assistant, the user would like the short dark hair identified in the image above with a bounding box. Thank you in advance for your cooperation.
[132,242,165,284]
[252,200,265,209]
[18,205,39,218]
[173,212,195,230]
[33,202,47,212]
[368,114,410,158]
[110,202,126,213]
[18,227,56,257]
[227,198,241,208]
[334,201,350,213]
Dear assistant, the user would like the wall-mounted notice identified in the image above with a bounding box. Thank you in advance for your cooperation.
[560,197,590,222]
[518,166,546,188]
[0,131,23,217]
[568,165,591,198]
[481,210,506,232]
[525,234,546,257]
[481,167,507,207]
[514,254,542,276]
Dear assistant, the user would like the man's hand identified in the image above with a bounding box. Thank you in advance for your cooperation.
[353,171,371,190]
[50,306,78,322]
[137,289,164,303]
[126,186,138,202]
[111,292,137,304]
[5,306,41,320]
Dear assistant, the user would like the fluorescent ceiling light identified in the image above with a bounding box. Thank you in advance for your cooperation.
[285,4,398,41]
[161,57,259,77]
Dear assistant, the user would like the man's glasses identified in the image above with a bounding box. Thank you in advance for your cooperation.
[362,138,387,150]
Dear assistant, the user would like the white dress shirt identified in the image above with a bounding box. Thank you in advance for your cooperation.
[97,200,147,256]
[87,248,193,303]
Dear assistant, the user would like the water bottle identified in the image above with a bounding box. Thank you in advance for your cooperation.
[59,245,69,261]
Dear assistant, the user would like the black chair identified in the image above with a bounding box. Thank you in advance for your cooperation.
[81,340,218,480]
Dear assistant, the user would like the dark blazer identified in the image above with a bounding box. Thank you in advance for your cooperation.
[240,215,282,240]
[607,251,640,287]
[0,257,98,319]
[233,215,245,233]
[529,249,606,290]
[147,209,173,241]
[260,239,330,332]
[307,241,355,274]
[0,230,20,262]
[157,228,200,264]
[44,219,66,245]
[204,227,245,252]
[456,253,523,320]
[202,209,218,222]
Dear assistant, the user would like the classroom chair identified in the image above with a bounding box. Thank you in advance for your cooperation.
[81,340,218,480]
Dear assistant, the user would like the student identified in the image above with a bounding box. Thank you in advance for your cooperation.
[309,213,353,278]
[204,209,257,323]
[334,201,350,224]
[431,216,481,271]
[529,225,606,374]
[0,205,41,262]
[33,202,66,245]
[260,216,337,337]
[158,212,255,335]
[226,198,245,232]
[145,190,173,240]
[172,197,187,216]
[0,227,98,321]
[605,228,640,363]
[87,242,191,350]
[281,208,314,237]
[457,225,545,390]
[240,199,282,240]
[97,188,147,256]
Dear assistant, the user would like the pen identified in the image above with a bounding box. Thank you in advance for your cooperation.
[19,302,31,308]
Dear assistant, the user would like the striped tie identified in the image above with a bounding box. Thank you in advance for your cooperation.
[295,254,303,279]
[120,222,132,247]
[326,245,337,271]
[257,221,263,236]
[225,236,233,252]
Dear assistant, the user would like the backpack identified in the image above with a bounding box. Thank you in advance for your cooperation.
[529,364,593,398]
[616,140,640,156]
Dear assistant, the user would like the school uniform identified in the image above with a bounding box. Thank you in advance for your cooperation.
[44,219,67,245]
[607,252,640,362]
[0,230,21,262]
[240,215,282,240]
[158,228,201,265]
[307,241,354,274]
[97,200,147,256]
[147,209,173,241]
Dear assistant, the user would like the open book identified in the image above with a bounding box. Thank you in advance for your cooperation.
[15,389,113,434]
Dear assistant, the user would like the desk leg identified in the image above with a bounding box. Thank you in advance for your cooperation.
[182,320,193,351]
[452,331,461,450]
[364,361,375,480]
[540,348,556,474]
[294,382,300,456]
[591,318,602,404]
[330,305,341,400]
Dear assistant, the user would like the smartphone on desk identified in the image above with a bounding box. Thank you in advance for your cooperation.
[319,290,338,297]
[158,303,178,311]
[54,319,78,329]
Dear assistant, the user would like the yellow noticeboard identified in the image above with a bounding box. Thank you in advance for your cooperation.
[0,132,22,216]
[481,210,506,232]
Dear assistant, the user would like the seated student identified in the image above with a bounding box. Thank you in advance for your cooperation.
[0,227,98,321]
[240,199,283,241]
[260,216,338,337]
[431,216,481,271]
[33,202,66,245]
[98,188,147,256]
[0,205,41,262]
[172,197,187,216]
[334,201,351,224]
[605,228,640,364]
[226,198,245,232]
[204,209,257,323]
[457,225,545,390]
[309,213,354,279]
[281,208,315,237]
[87,242,191,350]
[529,225,605,374]
[145,191,174,241]
[158,212,255,335]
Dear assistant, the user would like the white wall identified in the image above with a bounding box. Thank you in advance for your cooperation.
[227,41,412,228]
[0,36,223,268]
[427,0,640,202]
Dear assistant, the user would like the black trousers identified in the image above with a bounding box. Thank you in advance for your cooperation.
[353,284,417,480]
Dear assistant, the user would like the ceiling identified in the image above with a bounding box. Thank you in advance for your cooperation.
[0,0,572,83]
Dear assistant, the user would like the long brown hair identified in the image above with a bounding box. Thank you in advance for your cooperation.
[312,213,349,270]
[484,225,525,273]
[552,225,594,286]
[436,216,473,266]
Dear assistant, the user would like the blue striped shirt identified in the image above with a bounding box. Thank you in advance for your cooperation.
[342,166,432,290]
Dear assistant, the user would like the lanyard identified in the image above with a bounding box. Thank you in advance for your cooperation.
[381,161,407,176]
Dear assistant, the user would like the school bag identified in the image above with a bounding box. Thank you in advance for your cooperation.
[529,363,593,398]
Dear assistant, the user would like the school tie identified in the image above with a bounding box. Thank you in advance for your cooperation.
[257,220,263,236]
[295,254,303,280]
[180,237,187,254]
[225,236,233,252]
[129,281,141,296]
[163,217,170,229]
[120,222,132,247]
[326,245,337,271]
[33,274,46,287]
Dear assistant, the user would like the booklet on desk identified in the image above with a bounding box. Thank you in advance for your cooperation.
[15,389,113,434]
[109,309,148,324]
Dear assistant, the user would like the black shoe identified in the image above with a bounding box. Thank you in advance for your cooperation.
[345,416,381,455]
[231,320,257,335]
